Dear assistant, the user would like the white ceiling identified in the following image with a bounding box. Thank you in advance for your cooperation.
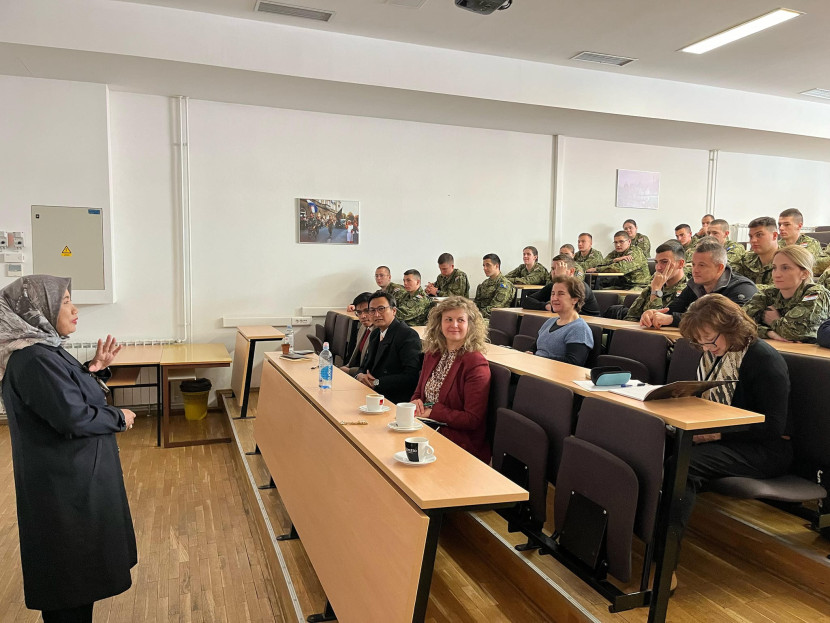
[119,0,830,102]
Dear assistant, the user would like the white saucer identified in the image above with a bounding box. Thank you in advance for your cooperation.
[393,450,437,465]
[359,405,391,414]
[387,421,424,432]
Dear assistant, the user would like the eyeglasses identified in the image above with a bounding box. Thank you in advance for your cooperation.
[368,306,391,314]
[691,333,720,349]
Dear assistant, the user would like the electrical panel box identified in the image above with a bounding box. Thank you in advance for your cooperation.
[31,206,114,303]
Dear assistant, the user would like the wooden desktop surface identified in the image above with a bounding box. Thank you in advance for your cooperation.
[514,284,545,290]
[484,344,763,431]
[331,308,359,320]
[265,352,368,393]
[160,343,232,366]
[236,325,285,341]
[111,344,164,366]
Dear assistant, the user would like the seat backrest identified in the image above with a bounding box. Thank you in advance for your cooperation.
[512,375,575,484]
[622,293,639,308]
[488,327,511,346]
[814,225,830,232]
[805,231,830,246]
[647,259,656,275]
[489,309,520,342]
[554,437,639,582]
[324,311,338,342]
[595,354,650,385]
[486,362,512,446]
[666,337,703,382]
[307,334,324,355]
[492,408,549,526]
[512,334,537,352]
[315,323,326,342]
[606,328,670,384]
[782,353,830,476]
[575,397,665,543]
[584,324,603,368]
[518,314,548,337]
[593,291,620,316]
[330,314,351,361]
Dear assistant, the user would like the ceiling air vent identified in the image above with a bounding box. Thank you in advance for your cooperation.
[385,0,428,7]
[255,1,334,22]
[800,88,830,100]
[571,51,637,67]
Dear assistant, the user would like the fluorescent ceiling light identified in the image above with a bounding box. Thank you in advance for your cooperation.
[800,88,830,100]
[681,8,802,54]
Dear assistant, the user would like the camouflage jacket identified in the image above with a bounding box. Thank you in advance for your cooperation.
[742,282,830,342]
[595,246,651,289]
[546,266,585,283]
[630,233,651,258]
[724,240,746,268]
[624,274,688,322]
[682,241,697,279]
[734,252,774,287]
[818,268,830,289]
[779,234,830,275]
[395,287,431,326]
[474,274,515,319]
[383,282,406,299]
[505,262,550,285]
[574,248,605,272]
[434,269,470,298]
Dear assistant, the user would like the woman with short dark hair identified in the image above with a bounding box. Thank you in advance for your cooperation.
[534,276,594,366]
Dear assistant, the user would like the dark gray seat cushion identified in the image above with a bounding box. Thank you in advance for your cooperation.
[708,475,827,503]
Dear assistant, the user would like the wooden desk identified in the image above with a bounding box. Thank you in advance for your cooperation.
[482,346,762,622]
[513,283,544,305]
[585,271,623,288]
[161,343,232,448]
[111,345,164,445]
[230,325,285,419]
[256,352,527,623]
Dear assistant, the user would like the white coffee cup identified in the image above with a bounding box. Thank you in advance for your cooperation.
[366,394,385,412]
[405,437,434,463]
[396,402,416,428]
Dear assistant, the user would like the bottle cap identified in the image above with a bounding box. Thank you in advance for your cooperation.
[323,342,329,349]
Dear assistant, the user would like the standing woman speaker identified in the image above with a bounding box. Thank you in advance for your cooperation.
[0,275,137,623]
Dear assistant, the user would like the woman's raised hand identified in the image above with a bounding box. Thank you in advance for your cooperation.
[88,335,123,372]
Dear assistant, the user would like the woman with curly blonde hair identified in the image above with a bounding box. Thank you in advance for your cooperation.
[411,296,491,462]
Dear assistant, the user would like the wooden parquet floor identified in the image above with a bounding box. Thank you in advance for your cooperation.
[0,414,282,622]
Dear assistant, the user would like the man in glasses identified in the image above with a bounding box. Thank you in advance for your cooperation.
[356,291,422,404]
[341,292,374,377]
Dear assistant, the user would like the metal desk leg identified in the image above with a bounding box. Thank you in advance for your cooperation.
[412,511,444,623]
[648,428,693,623]
[235,338,258,420]
[155,364,162,447]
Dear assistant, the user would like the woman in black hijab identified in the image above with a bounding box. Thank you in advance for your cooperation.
[1,275,137,623]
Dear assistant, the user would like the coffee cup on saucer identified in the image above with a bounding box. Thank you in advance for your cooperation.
[366,394,384,413]
[396,402,416,428]
[404,437,434,463]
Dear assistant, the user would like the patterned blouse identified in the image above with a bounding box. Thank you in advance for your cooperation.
[424,349,461,404]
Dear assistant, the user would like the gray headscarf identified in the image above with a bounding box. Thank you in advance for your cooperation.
[0,275,72,383]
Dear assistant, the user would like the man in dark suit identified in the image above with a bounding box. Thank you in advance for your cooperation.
[356,291,422,404]
[341,292,374,376]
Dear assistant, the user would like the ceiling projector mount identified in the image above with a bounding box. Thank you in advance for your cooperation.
[455,0,513,15]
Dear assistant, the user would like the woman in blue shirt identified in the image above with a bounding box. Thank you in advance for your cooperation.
[535,276,594,366]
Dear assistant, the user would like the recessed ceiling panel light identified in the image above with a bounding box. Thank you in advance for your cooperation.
[800,88,830,100]
[681,8,802,54]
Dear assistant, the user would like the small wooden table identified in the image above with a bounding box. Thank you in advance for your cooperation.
[160,343,232,448]
[111,345,165,445]
[513,283,545,305]
[256,352,527,623]
[230,325,286,419]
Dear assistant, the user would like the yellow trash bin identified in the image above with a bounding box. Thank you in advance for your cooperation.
[180,378,212,421]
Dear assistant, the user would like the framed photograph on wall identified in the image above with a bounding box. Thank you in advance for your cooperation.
[297,198,360,244]
[616,169,660,210]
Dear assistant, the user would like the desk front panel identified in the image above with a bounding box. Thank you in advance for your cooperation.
[256,363,430,623]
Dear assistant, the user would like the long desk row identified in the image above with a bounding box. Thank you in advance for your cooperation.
[497,307,830,360]
[254,352,527,623]
[111,342,232,448]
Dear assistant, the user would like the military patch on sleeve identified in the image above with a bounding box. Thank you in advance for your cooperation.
[499,283,506,288]
[803,294,819,301]
[801,243,809,247]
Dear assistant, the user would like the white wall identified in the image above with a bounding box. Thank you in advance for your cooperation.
[558,137,710,255]
[714,152,830,225]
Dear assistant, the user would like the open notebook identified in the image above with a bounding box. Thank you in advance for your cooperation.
[609,379,737,402]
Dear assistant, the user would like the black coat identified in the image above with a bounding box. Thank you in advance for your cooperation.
[359,318,422,404]
[2,344,137,611]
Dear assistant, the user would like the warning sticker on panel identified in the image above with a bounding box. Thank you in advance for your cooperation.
[61,246,72,257]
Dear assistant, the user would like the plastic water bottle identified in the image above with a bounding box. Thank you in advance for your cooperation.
[285,323,294,353]
[318,342,333,390]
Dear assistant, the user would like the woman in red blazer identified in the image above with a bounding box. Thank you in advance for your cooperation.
[411,296,492,462]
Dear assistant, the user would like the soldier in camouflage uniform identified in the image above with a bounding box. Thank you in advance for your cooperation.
[675,223,697,278]
[396,269,432,326]
[623,219,651,258]
[474,253,515,319]
[574,233,605,274]
[706,219,746,269]
[733,217,779,287]
[374,265,405,298]
[505,246,550,285]
[555,245,585,281]
[425,252,470,298]
[624,240,688,321]
[690,214,715,245]
[777,208,830,275]
[586,231,651,290]
[741,246,830,342]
